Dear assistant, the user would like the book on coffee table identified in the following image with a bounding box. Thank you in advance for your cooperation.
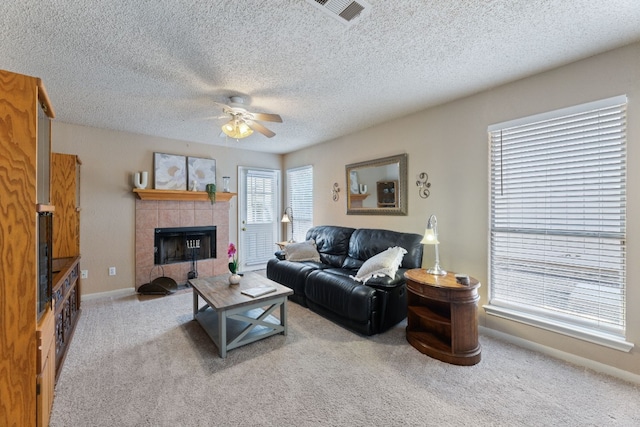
[241,285,277,298]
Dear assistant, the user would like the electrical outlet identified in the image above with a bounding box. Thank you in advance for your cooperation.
[108,267,116,276]
[81,270,88,279]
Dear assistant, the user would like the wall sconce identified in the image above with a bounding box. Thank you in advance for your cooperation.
[332,182,340,201]
[281,207,294,242]
[416,172,431,199]
[420,214,446,275]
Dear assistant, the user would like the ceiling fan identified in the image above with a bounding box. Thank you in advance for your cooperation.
[217,96,282,139]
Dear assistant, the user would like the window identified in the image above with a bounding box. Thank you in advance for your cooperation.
[487,95,631,351]
[246,170,276,224]
[286,165,313,242]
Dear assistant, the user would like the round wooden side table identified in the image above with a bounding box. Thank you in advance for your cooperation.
[404,269,481,366]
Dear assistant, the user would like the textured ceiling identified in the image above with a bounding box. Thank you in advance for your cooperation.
[1,1,639,154]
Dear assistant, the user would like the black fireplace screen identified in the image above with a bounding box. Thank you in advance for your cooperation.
[154,226,216,265]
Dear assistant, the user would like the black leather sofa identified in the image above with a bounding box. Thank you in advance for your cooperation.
[266,225,424,335]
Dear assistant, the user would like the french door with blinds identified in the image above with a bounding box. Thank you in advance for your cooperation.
[486,95,631,351]
[238,167,280,272]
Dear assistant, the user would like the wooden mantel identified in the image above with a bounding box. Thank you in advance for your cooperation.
[133,189,237,202]
[349,193,369,202]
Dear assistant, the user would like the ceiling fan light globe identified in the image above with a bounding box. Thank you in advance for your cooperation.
[238,121,251,134]
[221,120,253,139]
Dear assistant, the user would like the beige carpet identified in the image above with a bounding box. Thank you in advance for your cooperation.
[50,288,639,426]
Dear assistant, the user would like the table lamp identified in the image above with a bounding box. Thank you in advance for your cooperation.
[281,207,294,242]
[421,214,446,275]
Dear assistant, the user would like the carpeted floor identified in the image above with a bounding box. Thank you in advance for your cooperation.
[49,288,639,426]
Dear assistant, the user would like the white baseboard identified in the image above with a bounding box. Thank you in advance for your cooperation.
[81,287,136,302]
[480,326,640,385]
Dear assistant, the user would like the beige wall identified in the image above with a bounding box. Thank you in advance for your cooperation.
[52,124,281,295]
[284,42,640,376]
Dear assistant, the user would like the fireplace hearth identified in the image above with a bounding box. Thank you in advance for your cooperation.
[155,226,216,265]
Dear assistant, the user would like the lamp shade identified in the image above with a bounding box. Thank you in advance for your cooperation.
[281,207,294,242]
[221,119,253,139]
[420,228,439,245]
[421,213,446,275]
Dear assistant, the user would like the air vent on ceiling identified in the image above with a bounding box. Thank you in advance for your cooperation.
[305,0,371,26]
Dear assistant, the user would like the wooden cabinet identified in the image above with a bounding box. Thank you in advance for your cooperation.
[52,153,81,258]
[52,256,81,379]
[0,69,55,427]
[376,180,397,207]
[51,153,82,379]
[36,308,56,427]
[404,269,481,366]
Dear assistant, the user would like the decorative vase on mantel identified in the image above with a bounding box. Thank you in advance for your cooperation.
[229,273,241,285]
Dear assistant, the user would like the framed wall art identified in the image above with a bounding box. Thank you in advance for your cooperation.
[187,156,216,191]
[154,152,187,190]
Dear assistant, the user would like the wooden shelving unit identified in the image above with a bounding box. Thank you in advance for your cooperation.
[1,69,56,427]
[133,189,237,202]
[404,269,481,366]
[376,180,398,207]
[348,192,369,208]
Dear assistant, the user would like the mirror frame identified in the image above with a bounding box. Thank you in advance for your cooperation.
[345,153,408,215]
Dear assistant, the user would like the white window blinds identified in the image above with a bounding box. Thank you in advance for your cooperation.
[286,165,313,242]
[246,169,276,224]
[488,95,628,348]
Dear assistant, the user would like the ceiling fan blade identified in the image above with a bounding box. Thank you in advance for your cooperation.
[245,120,276,138]
[251,112,282,123]
[204,114,228,120]
[213,101,232,111]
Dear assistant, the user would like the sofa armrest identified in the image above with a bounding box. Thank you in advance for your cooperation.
[275,250,286,260]
[363,269,408,290]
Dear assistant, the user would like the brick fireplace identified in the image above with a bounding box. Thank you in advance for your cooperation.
[135,199,230,288]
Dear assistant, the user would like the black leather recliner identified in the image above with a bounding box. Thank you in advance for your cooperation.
[266,225,424,335]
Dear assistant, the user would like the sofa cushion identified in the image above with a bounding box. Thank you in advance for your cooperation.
[266,258,317,306]
[306,225,355,267]
[344,228,424,269]
[305,270,377,324]
[352,246,407,283]
[284,239,320,262]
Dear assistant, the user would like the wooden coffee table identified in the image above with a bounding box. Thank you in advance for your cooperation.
[189,272,293,358]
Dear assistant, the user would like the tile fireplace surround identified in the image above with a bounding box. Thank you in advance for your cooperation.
[135,199,230,288]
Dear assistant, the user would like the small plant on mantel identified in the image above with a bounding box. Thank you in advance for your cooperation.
[205,183,216,204]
